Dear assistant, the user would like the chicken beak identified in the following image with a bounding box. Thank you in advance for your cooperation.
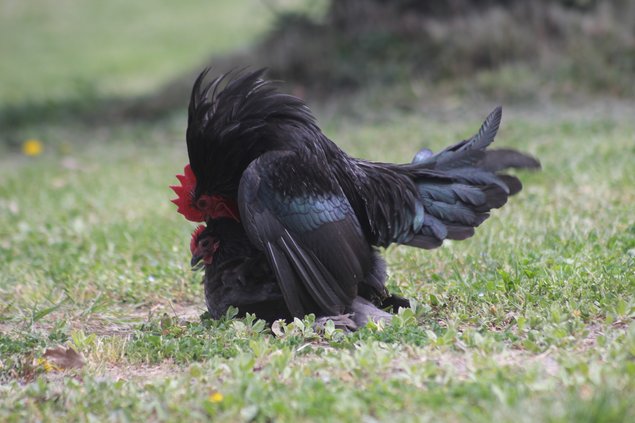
[191,254,204,269]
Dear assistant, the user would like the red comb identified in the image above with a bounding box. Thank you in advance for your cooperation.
[190,224,206,254]
[170,164,205,222]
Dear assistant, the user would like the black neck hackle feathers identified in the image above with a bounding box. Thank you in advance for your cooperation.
[186,69,319,198]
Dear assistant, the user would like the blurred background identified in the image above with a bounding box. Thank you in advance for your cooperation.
[2,0,635,140]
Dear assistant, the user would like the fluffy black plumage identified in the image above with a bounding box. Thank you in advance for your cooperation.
[185,69,540,327]
[193,219,291,323]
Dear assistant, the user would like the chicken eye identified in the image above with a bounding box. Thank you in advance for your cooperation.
[196,198,210,210]
[201,239,210,248]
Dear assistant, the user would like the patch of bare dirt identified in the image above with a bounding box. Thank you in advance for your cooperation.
[20,301,207,337]
[96,362,184,382]
[412,348,560,381]
[412,318,634,380]
[76,301,205,336]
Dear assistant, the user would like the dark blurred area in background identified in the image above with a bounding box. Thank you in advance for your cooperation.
[263,0,635,93]
[2,0,634,133]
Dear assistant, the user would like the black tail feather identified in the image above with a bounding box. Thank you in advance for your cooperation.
[479,148,542,172]
[397,107,540,249]
[497,174,523,196]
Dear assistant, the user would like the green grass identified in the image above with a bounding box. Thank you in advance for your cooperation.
[0,0,273,104]
[1,1,634,422]
[1,109,633,422]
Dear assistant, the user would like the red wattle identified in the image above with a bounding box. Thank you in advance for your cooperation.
[190,224,206,254]
[171,164,241,223]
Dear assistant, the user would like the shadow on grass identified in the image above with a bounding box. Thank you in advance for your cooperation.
[0,54,253,141]
[1,84,189,134]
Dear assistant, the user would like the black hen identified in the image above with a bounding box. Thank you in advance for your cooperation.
[179,69,540,325]
[190,218,291,323]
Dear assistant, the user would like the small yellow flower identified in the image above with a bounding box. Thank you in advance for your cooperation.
[22,139,44,156]
[36,357,60,373]
[208,392,224,403]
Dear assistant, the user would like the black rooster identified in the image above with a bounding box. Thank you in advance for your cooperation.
[172,69,540,326]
